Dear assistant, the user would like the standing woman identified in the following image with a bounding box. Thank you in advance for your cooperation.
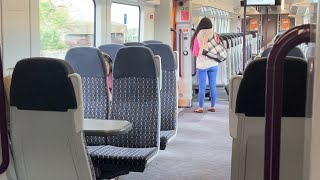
[191,17,219,113]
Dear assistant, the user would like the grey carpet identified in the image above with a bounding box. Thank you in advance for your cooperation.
[121,88,232,180]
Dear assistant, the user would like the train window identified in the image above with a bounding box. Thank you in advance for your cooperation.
[111,3,140,44]
[39,0,95,58]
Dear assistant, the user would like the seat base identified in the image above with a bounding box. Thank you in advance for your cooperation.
[160,130,176,150]
[89,145,158,178]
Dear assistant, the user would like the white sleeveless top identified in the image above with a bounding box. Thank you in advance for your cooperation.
[196,29,219,69]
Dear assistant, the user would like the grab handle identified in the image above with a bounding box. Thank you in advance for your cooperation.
[264,24,314,180]
[178,29,183,77]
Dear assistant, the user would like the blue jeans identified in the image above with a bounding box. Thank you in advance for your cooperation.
[197,66,218,108]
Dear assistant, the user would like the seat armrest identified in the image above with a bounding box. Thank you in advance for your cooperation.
[82,119,132,136]
[229,75,243,138]
[154,55,162,90]
[229,75,243,112]
[173,51,179,81]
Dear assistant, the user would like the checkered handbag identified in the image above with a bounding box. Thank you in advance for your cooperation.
[202,34,227,63]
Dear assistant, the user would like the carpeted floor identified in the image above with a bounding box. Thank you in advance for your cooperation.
[121,88,232,180]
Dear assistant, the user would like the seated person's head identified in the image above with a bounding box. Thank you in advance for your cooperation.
[102,53,112,75]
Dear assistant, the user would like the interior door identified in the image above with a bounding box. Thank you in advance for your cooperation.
[262,14,277,48]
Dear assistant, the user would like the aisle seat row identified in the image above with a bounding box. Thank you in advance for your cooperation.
[8,42,179,179]
[64,42,178,178]
[228,46,308,180]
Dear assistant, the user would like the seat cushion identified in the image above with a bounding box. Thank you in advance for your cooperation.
[87,146,104,154]
[90,145,158,172]
[160,130,176,150]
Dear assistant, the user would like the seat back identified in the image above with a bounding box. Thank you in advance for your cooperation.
[65,47,109,120]
[98,44,124,61]
[261,47,306,59]
[123,42,146,46]
[10,58,95,180]
[108,46,160,148]
[66,47,109,146]
[143,40,163,44]
[231,57,307,180]
[145,43,178,132]
[236,57,307,117]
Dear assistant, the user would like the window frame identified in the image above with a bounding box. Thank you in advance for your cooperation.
[110,1,141,42]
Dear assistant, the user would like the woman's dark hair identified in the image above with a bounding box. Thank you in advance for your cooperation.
[102,53,113,72]
[190,17,213,49]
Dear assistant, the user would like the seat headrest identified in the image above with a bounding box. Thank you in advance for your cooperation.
[113,46,156,79]
[143,40,163,44]
[123,42,146,46]
[145,43,176,71]
[10,58,77,111]
[261,47,305,59]
[98,44,124,61]
[236,57,307,117]
[65,47,106,78]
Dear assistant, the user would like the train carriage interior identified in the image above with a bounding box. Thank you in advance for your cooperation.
[0,0,320,180]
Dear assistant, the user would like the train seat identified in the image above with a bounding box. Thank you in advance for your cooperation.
[215,36,228,87]
[230,34,238,76]
[143,40,163,44]
[65,47,109,146]
[145,43,178,150]
[98,43,125,61]
[229,57,307,180]
[261,46,306,59]
[10,58,96,180]
[221,35,232,82]
[123,42,146,46]
[236,34,243,74]
[89,47,161,179]
[225,35,234,78]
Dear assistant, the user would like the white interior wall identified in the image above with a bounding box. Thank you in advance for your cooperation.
[144,6,155,41]
[309,3,320,180]
[1,0,37,74]
[230,14,240,33]
[154,0,172,45]
[295,15,305,26]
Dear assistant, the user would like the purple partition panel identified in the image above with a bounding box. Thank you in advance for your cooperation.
[0,48,9,174]
[264,24,315,180]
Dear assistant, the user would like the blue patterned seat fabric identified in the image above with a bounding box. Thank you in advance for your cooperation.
[90,145,158,171]
[88,46,160,179]
[65,47,109,146]
[98,44,124,61]
[143,40,163,44]
[123,42,146,46]
[145,43,178,150]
